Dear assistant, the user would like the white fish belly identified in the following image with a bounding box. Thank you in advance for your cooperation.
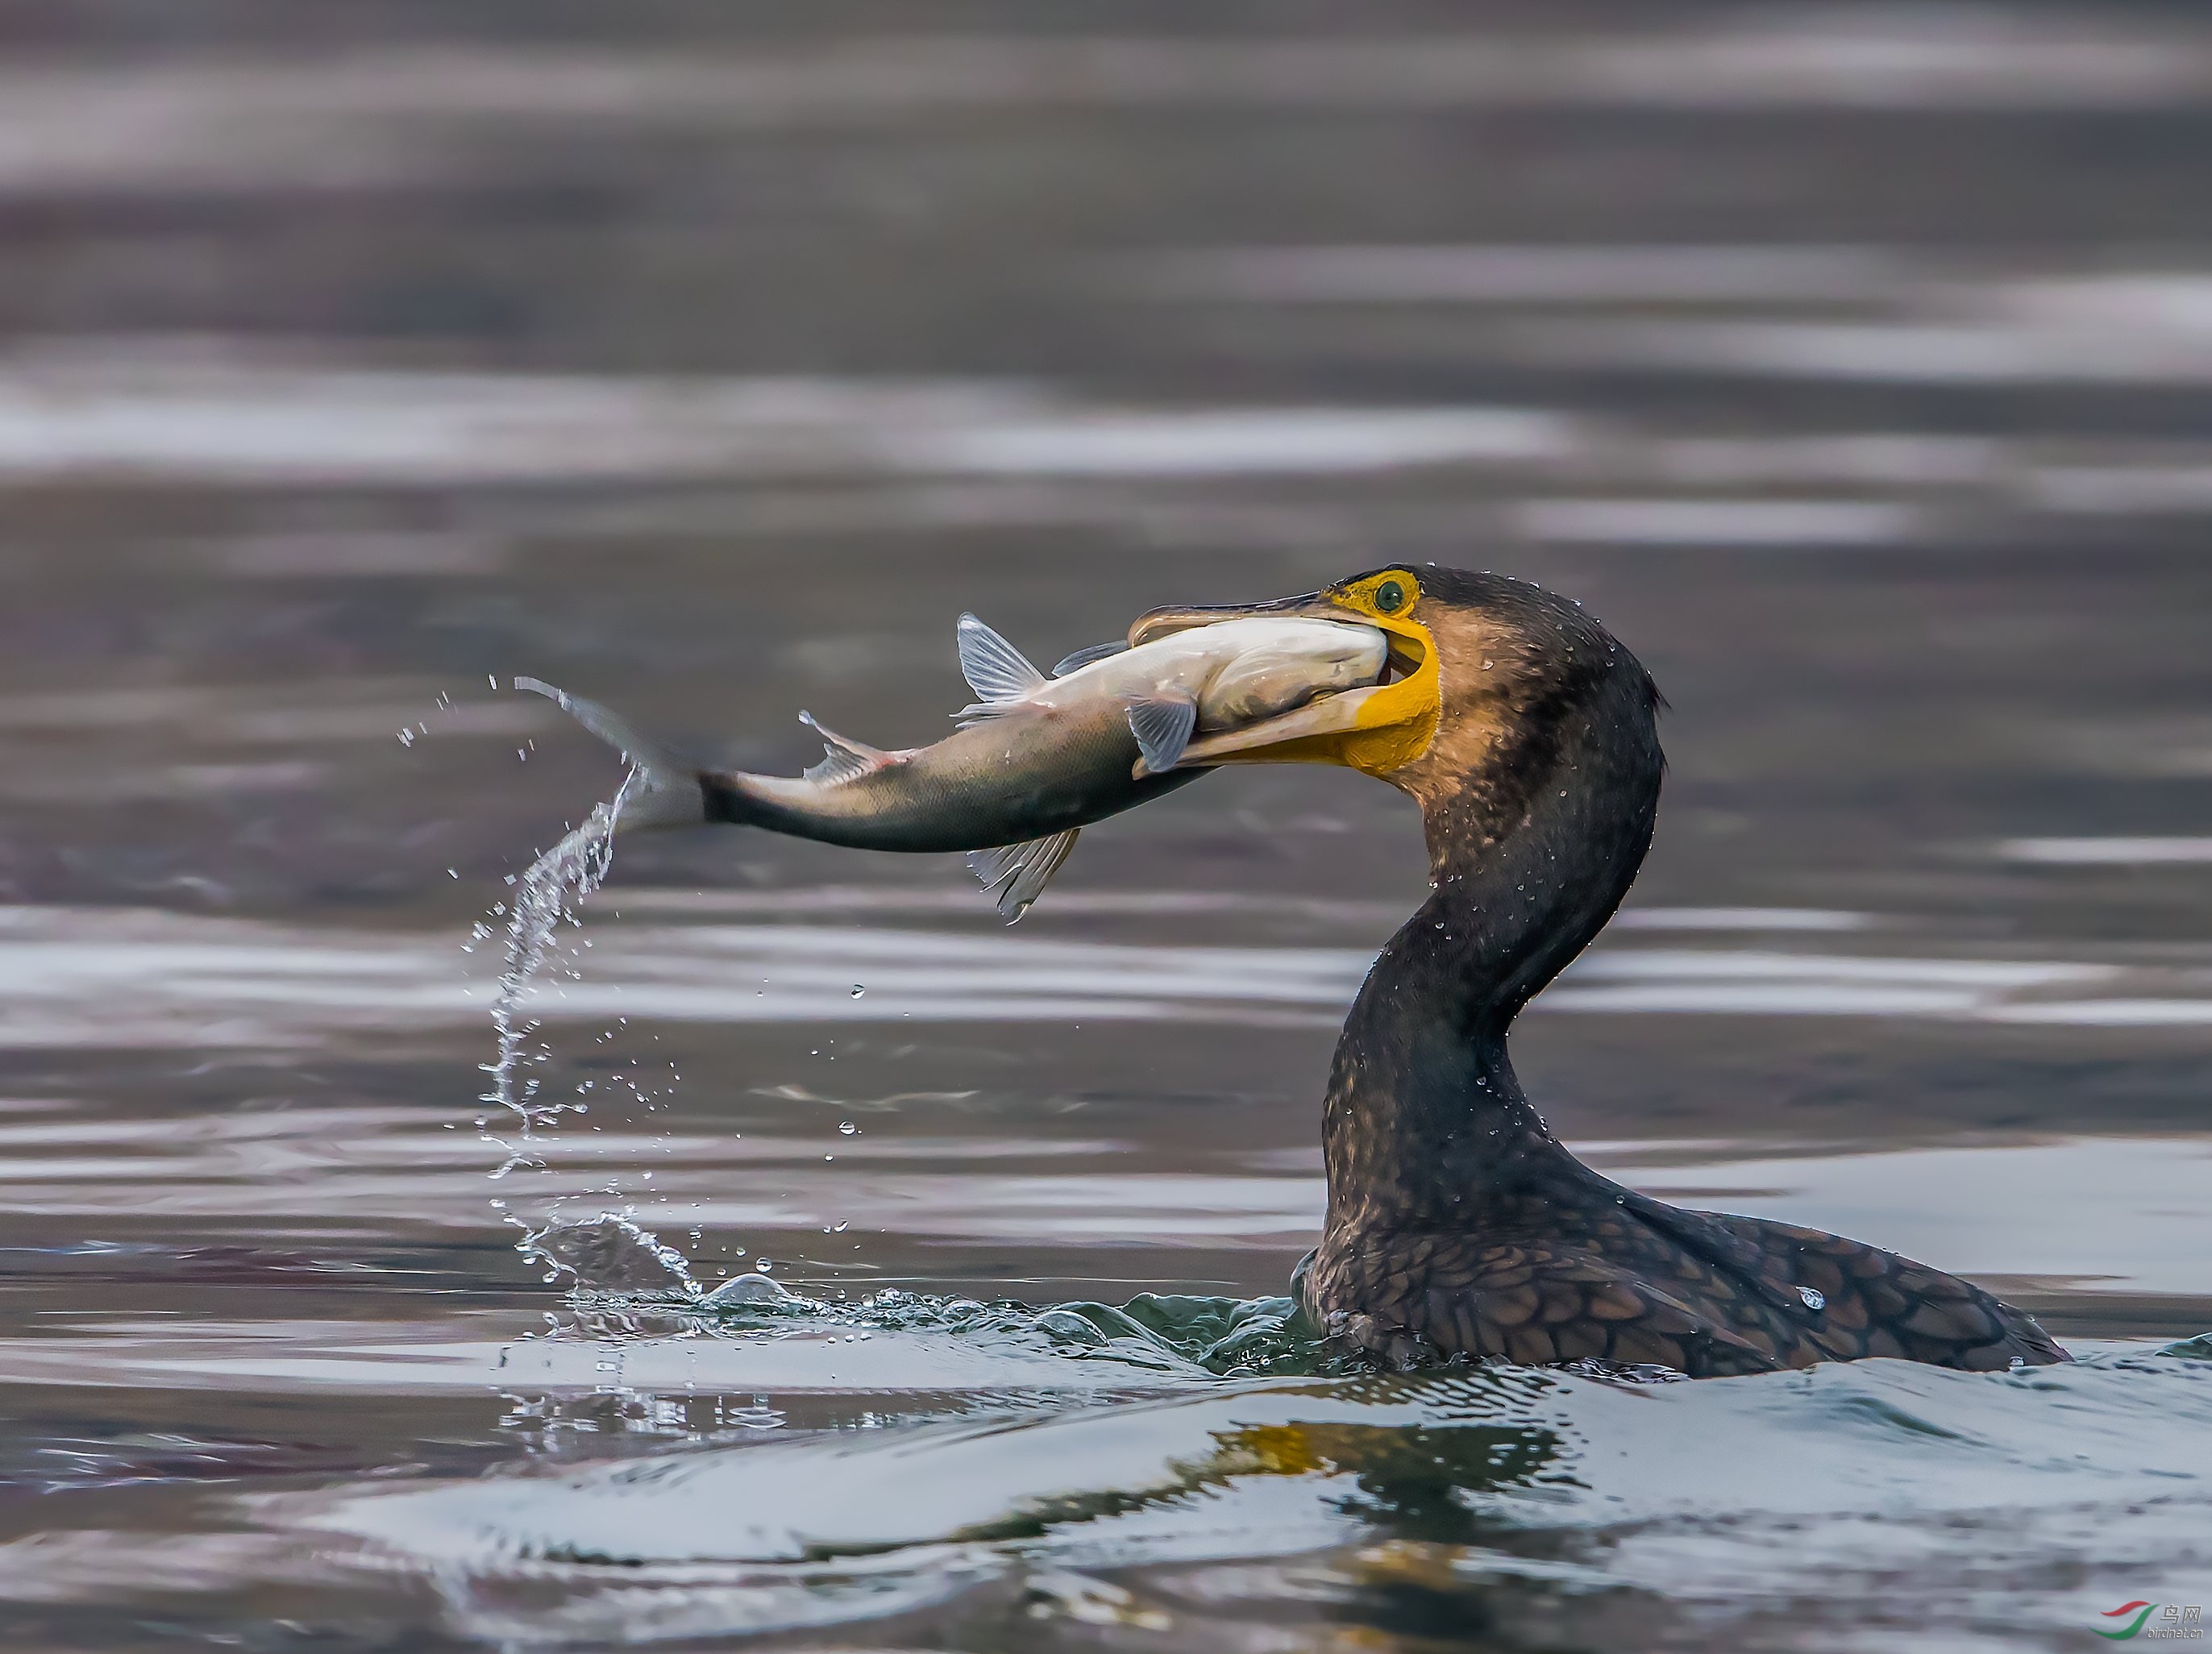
[1050,617,1386,725]
[1197,629,1388,728]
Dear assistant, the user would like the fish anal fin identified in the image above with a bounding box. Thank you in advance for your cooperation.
[1126,693,1198,778]
[798,710,895,786]
[956,613,1049,704]
[966,828,1079,922]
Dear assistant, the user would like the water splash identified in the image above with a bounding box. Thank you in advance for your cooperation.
[475,768,709,1300]
[519,1211,701,1297]
[478,768,640,1173]
[690,1286,1331,1379]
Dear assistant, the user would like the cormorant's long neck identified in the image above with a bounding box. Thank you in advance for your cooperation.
[1321,690,1661,1229]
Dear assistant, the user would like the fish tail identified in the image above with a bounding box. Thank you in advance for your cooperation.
[514,677,710,831]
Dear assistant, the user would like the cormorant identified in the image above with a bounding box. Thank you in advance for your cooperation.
[1131,566,2068,1378]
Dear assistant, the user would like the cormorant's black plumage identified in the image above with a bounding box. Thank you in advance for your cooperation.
[1296,570,2067,1375]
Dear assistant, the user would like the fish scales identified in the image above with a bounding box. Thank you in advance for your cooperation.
[520,611,1383,917]
[703,697,1203,854]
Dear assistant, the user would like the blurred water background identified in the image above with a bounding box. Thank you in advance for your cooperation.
[2,2,2211,1648]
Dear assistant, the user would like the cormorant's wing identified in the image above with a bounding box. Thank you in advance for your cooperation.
[1329,1181,2069,1374]
[1622,1191,2070,1369]
[1311,1233,1783,1376]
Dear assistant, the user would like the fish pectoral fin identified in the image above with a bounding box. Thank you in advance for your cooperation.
[966,828,1079,922]
[1126,694,1198,778]
[797,710,896,786]
[1050,640,1129,676]
[956,613,1050,705]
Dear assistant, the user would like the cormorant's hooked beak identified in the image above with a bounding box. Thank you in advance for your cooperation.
[1126,570,1442,777]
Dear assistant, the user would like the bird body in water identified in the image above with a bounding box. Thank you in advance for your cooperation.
[1131,565,2068,1377]
[538,561,2069,1378]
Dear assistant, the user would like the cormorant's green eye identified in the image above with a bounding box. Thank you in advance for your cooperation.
[1374,580,1407,614]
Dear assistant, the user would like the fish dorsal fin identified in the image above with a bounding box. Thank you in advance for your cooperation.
[1051,639,1129,676]
[797,710,892,786]
[967,828,1079,922]
[957,613,1049,706]
[1126,693,1198,778]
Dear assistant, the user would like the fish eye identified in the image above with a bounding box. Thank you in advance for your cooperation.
[1372,579,1407,614]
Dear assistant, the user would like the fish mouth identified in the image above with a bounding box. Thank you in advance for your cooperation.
[1126,573,1441,777]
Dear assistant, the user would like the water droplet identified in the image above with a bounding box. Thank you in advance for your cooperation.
[1797,1286,1826,1311]
[850,984,866,999]
[838,1120,857,1136]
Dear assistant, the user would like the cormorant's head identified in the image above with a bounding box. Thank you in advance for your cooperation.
[1129,566,1663,818]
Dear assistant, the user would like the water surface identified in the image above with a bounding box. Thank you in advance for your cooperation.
[2,3,2210,1648]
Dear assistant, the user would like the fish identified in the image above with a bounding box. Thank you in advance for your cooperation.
[520,612,1385,918]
